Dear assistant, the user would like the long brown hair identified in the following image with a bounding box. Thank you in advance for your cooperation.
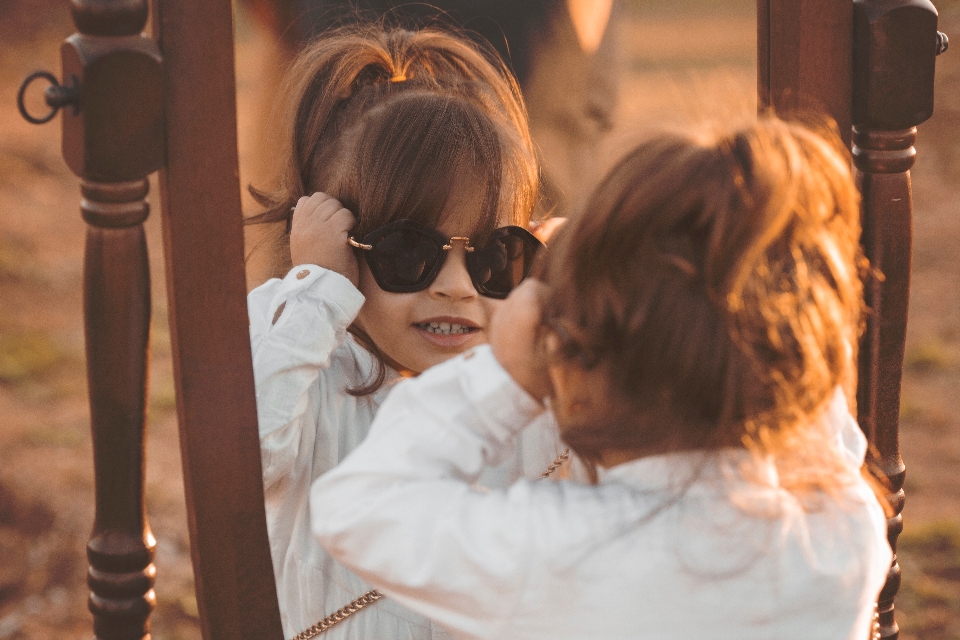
[542,118,867,499]
[248,24,540,394]
[247,23,538,267]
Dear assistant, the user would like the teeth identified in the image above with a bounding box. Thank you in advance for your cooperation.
[421,322,473,335]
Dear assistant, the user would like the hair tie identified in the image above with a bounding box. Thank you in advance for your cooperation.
[390,73,408,83]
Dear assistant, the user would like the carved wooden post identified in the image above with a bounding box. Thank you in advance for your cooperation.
[757,0,853,146]
[152,0,284,637]
[19,0,282,637]
[62,1,165,638]
[852,2,944,638]
[83,179,157,640]
[18,3,164,639]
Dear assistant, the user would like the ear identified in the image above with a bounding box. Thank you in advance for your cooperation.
[547,358,613,428]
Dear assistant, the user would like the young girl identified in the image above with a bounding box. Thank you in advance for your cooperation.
[246,25,573,640]
[311,118,893,639]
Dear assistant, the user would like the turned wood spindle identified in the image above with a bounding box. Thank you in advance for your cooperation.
[853,125,914,640]
[83,178,156,640]
[852,0,943,638]
[59,1,165,638]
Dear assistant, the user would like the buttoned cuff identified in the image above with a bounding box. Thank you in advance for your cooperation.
[275,264,365,322]
[451,345,547,444]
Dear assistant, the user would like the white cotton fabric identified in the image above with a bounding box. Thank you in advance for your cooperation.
[249,266,571,640]
[311,345,893,640]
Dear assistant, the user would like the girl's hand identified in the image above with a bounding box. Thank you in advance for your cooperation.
[289,192,360,287]
[490,279,551,402]
[528,217,567,244]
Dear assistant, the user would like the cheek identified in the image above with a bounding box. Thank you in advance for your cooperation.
[355,265,419,363]
[355,266,382,330]
[357,263,403,324]
[357,285,409,339]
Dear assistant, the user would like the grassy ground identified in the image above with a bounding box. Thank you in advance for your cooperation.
[0,2,958,639]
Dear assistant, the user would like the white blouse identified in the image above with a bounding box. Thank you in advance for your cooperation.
[249,266,571,640]
[311,345,893,640]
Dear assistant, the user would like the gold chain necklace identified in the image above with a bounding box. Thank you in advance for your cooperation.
[293,448,571,639]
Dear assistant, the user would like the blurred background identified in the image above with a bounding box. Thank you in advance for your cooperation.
[0,0,958,638]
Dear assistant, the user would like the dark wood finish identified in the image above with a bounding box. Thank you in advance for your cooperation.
[57,1,165,638]
[31,1,942,638]
[84,180,155,640]
[151,0,284,638]
[757,0,853,146]
[761,2,944,638]
[854,126,913,640]
[60,34,164,182]
[853,2,942,638]
[854,0,938,131]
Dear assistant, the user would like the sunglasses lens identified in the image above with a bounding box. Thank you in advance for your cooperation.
[469,231,539,298]
[369,229,442,289]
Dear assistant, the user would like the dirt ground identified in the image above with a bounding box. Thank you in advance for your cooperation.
[1,2,958,639]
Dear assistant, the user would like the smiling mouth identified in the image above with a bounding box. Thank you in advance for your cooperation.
[416,322,478,335]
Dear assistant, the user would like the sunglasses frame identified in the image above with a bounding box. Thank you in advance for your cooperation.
[348,219,544,298]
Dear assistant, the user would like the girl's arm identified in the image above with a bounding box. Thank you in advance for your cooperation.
[249,265,365,488]
[251,192,365,489]
[310,345,551,638]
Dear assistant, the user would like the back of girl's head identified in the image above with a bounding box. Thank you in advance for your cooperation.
[249,24,539,273]
[543,118,864,483]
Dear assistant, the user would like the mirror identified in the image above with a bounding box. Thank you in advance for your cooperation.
[1,0,756,637]
[238,0,757,284]
[231,1,756,638]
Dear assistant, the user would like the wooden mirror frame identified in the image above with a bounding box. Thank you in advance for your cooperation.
[36,0,944,637]
[762,4,942,639]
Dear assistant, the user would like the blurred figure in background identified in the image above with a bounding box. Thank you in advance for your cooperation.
[242,0,622,218]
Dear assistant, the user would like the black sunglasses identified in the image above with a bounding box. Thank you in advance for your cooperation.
[347,219,544,298]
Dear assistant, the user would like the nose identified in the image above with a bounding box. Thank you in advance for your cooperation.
[429,244,478,300]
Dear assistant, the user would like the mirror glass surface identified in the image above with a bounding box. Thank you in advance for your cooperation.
[231,1,757,634]
[237,0,757,285]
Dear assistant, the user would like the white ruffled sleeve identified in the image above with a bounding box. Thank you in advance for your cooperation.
[248,265,365,489]
[310,346,548,636]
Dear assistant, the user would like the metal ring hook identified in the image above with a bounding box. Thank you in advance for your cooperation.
[17,71,80,125]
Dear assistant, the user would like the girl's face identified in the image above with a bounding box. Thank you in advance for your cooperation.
[353,195,505,375]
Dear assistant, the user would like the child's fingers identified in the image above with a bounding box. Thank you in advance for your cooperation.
[291,194,322,231]
[529,217,567,244]
[295,192,343,225]
[330,207,357,234]
[506,278,546,314]
[288,193,359,286]
[295,192,329,216]
[491,279,551,401]
[503,280,547,346]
